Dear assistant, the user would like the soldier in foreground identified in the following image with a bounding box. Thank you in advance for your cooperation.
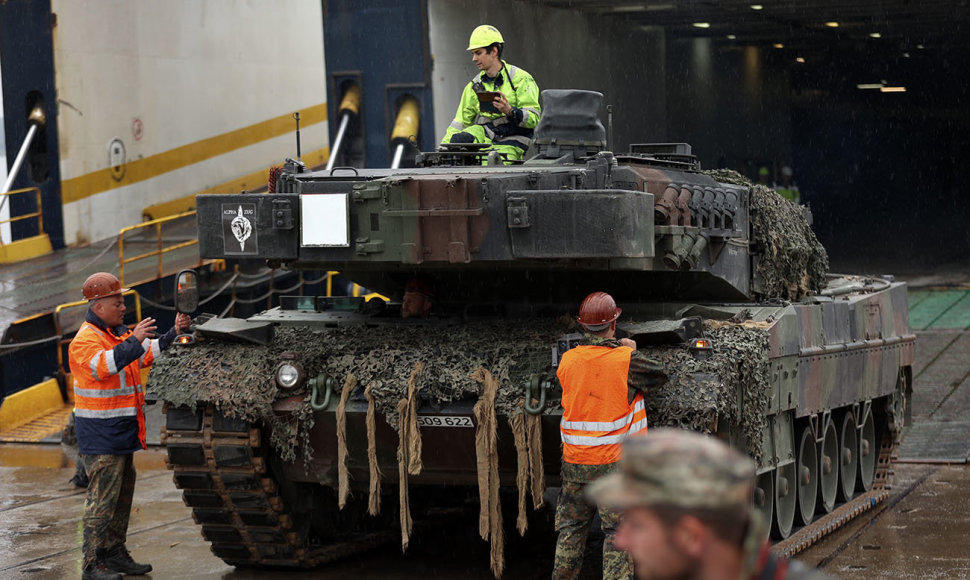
[588,428,831,580]
[69,272,189,580]
[553,292,667,579]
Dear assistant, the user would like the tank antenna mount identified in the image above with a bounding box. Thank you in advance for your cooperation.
[293,112,302,160]
[606,104,614,153]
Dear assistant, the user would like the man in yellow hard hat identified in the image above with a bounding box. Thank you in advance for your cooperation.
[442,24,541,162]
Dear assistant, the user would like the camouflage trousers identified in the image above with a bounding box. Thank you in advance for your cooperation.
[80,453,136,568]
[553,464,633,580]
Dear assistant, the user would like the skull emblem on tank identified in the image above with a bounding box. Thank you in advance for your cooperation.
[231,205,252,251]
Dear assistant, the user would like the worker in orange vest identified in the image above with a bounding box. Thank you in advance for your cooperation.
[69,272,190,580]
[553,291,668,580]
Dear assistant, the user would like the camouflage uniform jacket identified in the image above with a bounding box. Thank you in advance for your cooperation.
[561,334,667,483]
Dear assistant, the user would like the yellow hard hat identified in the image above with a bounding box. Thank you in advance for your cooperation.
[467,25,504,50]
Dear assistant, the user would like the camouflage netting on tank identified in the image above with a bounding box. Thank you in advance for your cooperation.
[149,320,567,461]
[704,168,829,300]
[640,320,771,463]
[149,339,316,463]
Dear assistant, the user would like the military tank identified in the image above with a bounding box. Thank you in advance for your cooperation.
[150,90,915,572]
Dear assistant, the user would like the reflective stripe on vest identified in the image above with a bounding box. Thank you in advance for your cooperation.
[139,338,160,365]
[557,344,648,465]
[70,321,149,449]
[75,407,138,419]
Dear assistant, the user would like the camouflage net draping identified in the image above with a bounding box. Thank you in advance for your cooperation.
[640,320,772,464]
[150,316,772,576]
[150,315,773,464]
[704,169,828,300]
[149,320,566,463]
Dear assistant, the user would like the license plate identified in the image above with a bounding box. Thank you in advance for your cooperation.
[416,415,474,428]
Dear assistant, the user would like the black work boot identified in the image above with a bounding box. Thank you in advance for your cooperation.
[81,562,122,580]
[70,463,89,488]
[104,545,152,575]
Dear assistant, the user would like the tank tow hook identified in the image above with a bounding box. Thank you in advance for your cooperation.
[524,374,550,415]
[310,373,337,411]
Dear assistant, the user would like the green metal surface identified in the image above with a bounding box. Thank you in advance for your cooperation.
[898,293,970,461]
[927,291,970,330]
[906,289,931,309]
[907,289,970,330]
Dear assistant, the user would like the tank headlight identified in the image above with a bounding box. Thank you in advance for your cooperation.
[689,338,713,360]
[276,362,305,389]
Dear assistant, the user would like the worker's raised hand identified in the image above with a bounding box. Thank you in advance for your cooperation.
[174,313,191,333]
[132,317,157,342]
[619,338,637,350]
[493,92,512,115]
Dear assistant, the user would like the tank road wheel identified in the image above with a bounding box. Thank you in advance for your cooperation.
[795,425,818,526]
[772,462,796,539]
[817,418,839,514]
[838,410,859,502]
[754,471,774,534]
[857,409,877,491]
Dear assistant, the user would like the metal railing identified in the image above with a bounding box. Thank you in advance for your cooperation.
[0,187,45,243]
[117,210,201,286]
[53,290,143,377]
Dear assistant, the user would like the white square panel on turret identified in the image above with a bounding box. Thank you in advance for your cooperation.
[301,194,349,247]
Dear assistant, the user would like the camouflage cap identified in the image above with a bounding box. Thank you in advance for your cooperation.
[587,428,756,511]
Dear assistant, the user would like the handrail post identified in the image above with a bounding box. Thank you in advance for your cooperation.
[35,188,44,236]
[0,187,46,243]
[118,230,126,286]
[132,290,142,321]
[156,221,163,280]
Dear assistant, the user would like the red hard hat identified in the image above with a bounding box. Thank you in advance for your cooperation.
[82,272,128,301]
[577,292,621,329]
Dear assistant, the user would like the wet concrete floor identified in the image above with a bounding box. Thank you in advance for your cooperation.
[0,444,558,579]
[4,282,970,578]
[4,444,970,579]
[800,463,970,579]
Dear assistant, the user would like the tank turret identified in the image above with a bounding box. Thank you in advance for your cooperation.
[194,90,799,306]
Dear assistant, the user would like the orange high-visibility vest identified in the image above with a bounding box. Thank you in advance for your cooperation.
[69,321,160,453]
[557,344,648,465]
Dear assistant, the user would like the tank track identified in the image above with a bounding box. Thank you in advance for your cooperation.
[163,402,900,567]
[772,423,899,558]
[161,403,395,568]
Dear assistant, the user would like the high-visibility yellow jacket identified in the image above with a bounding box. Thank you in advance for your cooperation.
[69,309,174,454]
[442,60,541,152]
[557,344,648,465]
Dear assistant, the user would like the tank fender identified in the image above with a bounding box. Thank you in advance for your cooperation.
[770,411,796,469]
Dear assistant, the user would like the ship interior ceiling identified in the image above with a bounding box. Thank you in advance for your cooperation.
[534,0,970,274]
